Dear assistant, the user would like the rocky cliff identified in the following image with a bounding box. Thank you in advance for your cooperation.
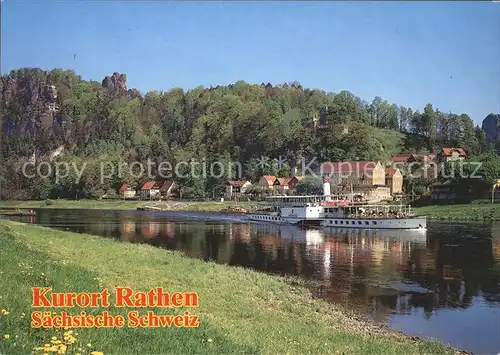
[482,113,500,142]
[102,72,127,91]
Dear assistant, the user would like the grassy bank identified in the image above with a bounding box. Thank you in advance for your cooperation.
[0,221,454,354]
[0,199,269,212]
[414,203,500,221]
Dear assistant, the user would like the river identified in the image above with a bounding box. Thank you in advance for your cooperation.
[10,209,500,354]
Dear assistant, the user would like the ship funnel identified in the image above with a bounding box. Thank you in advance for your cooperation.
[323,176,331,201]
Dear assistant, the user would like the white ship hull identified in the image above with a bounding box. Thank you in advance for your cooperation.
[321,216,426,230]
[248,214,426,230]
[247,213,322,226]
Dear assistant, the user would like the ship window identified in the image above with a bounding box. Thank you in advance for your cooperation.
[352,221,355,225]
[358,221,362,225]
[335,220,338,224]
[373,221,377,225]
[340,221,343,224]
[365,221,369,225]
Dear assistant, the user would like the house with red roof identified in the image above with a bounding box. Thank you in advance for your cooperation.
[273,177,291,191]
[119,184,137,200]
[258,175,277,190]
[391,154,419,164]
[437,148,467,163]
[140,181,161,200]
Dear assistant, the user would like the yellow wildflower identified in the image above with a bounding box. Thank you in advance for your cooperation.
[3,334,10,339]
[90,352,104,355]
[87,343,92,347]
[207,338,213,343]
[51,336,58,340]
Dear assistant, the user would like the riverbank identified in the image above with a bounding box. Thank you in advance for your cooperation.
[0,220,455,354]
[4,199,500,222]
[414,203,500,221]
[0,199,269,213]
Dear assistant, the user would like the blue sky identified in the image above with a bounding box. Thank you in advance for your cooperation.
[1,1,499,125]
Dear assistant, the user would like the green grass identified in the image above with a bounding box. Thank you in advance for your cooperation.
[0,220,454,354]
[0,199,269,213]
[367,126,406,161]
[415,203,500,221]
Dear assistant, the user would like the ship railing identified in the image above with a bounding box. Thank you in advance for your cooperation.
[336,204,417,219]
[265,194,353,207]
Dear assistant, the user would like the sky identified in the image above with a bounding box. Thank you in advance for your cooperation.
[1,1,499,125]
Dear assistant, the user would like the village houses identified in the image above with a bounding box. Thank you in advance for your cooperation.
[391,153,437,167]
[391,154,419,164]
[140,181,161,200]
[119,184,137,200]
[225,180,252,199]
[258,175,277,190]
[316,161,401,202]
[437,148,467,163]
[273,176,302,193]
[385,168,403,195]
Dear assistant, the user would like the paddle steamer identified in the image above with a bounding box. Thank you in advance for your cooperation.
[247,178,426,230]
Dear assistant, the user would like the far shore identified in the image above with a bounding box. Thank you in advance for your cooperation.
[0,199,271,212]
[2,199,500,222]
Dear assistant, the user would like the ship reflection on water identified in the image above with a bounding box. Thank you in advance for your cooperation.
[22,210,500,353]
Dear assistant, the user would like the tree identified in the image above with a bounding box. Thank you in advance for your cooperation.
[421,104,437,148]
[296,176,323,195]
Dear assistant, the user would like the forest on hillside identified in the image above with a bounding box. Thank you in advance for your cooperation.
[0,68,496,200]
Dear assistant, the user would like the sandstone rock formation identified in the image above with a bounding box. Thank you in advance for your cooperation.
[482,113,500,142]
[102,72,127,91]
[40,84,59,128]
